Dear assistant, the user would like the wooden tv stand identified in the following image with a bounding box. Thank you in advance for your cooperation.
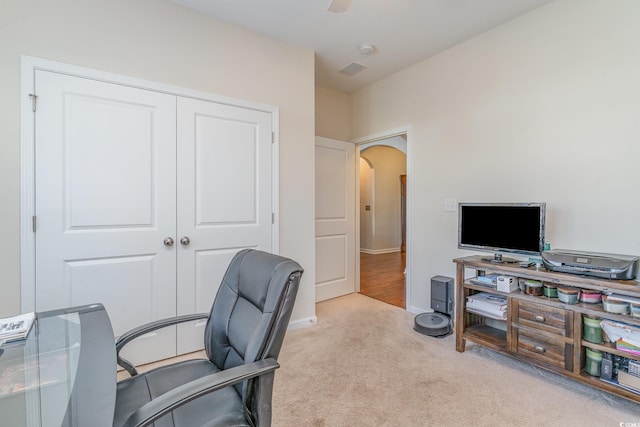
[454,255,640,404]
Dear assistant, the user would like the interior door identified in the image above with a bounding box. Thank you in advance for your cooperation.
[175,97,274,353]
[315,137,356,301]
[34,70,178,365]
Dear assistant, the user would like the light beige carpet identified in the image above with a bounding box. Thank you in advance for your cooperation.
[272,293,639,427]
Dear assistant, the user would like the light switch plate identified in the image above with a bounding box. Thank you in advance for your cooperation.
[444,198,457,212]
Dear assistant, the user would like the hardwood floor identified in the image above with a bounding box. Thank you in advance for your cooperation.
[359,251,406,308]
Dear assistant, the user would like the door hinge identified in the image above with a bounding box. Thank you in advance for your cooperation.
[32,216,37,232]
[272,213,275,224]
[29,93,38,112]
[271,132,274,144]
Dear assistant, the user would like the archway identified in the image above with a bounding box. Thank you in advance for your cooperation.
[359,138,407,308]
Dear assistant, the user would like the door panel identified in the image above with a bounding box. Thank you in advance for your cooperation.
[176,97,273,353]
[34,70,177,365]
[65,94,154,227]
[315,137,356,302]
[195,114,259,223]
[316,236,347,283]
[66,255,155,330]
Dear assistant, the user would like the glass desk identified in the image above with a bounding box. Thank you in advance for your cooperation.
[0,304,116,426]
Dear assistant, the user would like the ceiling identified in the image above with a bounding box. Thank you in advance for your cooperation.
[169,0,554,93]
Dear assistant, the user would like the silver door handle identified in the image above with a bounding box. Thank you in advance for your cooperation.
[180,236,190,246]
[163,237,174,247]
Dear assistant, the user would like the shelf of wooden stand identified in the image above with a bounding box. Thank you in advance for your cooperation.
[579,371,640,400]
[465,280,640,328]
[463,324,508,352]
[580,340,640,361]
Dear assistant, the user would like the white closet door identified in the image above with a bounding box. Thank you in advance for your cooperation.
[34,70,178,365]
[175,97,274,353]
[315,137,356,302]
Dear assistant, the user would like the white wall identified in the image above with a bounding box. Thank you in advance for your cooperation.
[359,158,374,250]
[351,0,640,312]
[315,86,351,142]
[0,0,316,324]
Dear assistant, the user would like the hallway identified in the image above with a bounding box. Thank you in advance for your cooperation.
[359,251,406,309]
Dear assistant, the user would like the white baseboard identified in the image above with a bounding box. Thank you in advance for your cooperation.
[288,316,318,330]
[360,247,401,255]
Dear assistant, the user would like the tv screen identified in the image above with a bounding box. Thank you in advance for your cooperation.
[458,203,546,263]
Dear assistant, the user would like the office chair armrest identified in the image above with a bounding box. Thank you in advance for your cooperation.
[116,313,209,376]
[120,357,280,427]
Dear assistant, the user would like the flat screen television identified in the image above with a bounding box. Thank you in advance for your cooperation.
[458,202,546,263]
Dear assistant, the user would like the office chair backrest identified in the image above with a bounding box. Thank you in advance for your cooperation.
[204,249,303,397]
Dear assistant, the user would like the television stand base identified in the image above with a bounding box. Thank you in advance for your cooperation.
[482,254,519,264]
[454,254,640,406]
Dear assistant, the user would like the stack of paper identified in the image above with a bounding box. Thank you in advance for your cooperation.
[466,292,507,320]
[0,312,35,345]
[600,320,640,356]
[616,339,640,356]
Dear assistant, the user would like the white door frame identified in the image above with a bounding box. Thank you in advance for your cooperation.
[353,126,413,311]
[20,55,280,313]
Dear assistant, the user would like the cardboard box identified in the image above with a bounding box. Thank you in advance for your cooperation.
[496,276,518,293]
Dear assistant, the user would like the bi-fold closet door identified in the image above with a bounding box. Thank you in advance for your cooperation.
[34,70,273,365]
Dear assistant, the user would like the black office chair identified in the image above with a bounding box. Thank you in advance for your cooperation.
[113,249,303,427]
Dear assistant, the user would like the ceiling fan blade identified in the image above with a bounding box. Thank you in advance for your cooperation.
[327,0,352,13]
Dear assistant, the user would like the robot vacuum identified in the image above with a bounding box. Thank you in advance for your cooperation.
[413,275,454,338]
[414,312,452,338]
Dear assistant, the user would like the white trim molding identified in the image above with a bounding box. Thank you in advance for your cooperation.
[288,316,318,330]
[360,248,402,255]
[353,125,413,310]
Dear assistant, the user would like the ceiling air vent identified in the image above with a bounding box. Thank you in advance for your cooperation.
[338,62,367,76]
[327,0,352,13]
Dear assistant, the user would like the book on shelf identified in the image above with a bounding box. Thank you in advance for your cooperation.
[469,273,500,288]
[0,312,35,345]
[617,371,640,393]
